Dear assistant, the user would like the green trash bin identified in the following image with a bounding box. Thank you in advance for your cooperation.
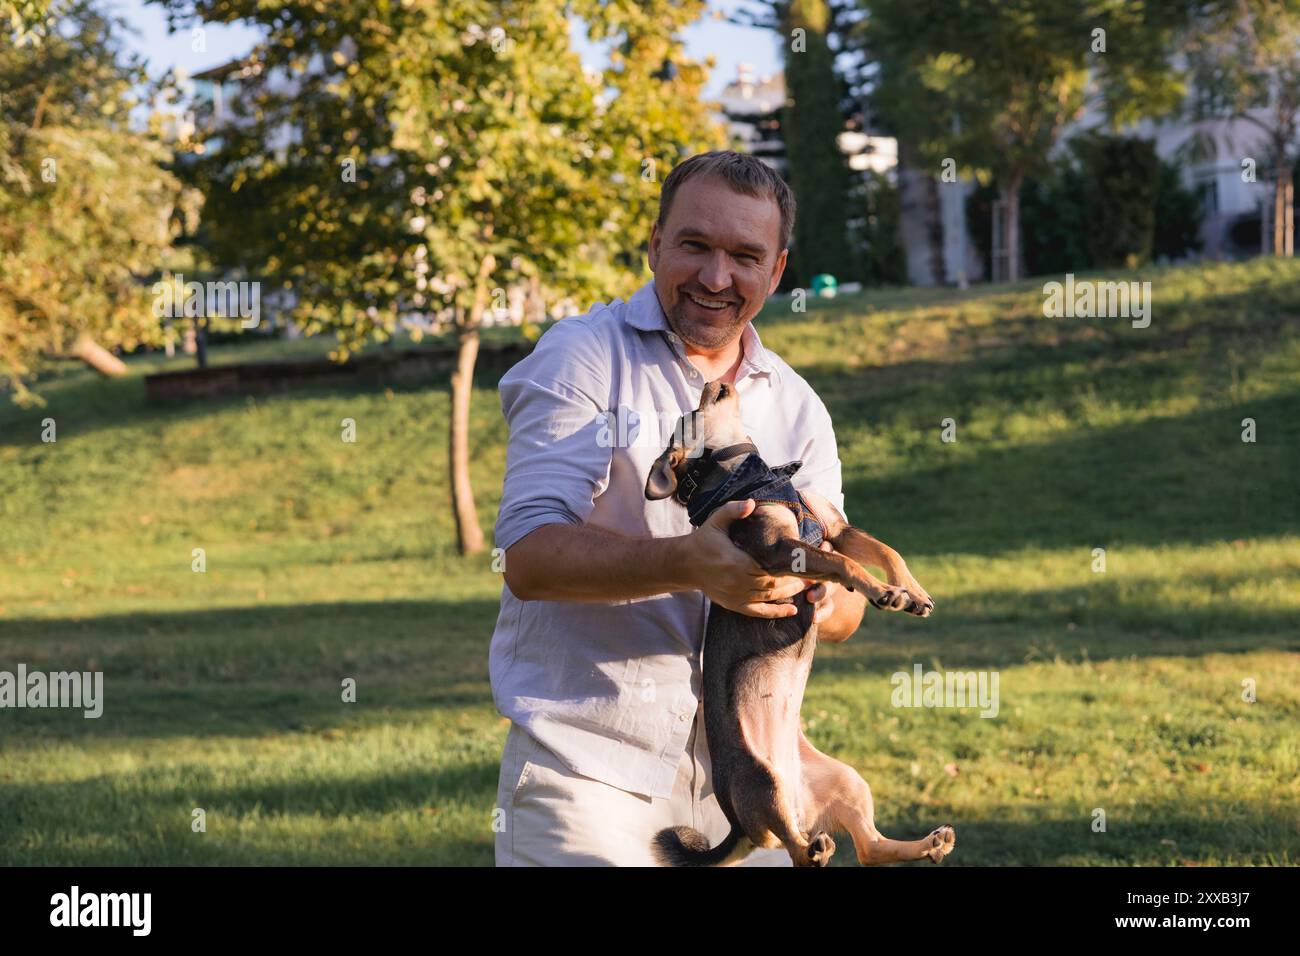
[811,273,838,298]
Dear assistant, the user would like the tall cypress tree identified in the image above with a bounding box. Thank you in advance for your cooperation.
[781,0,852,285]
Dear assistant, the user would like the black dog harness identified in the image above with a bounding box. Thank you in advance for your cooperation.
[677,442,827,547]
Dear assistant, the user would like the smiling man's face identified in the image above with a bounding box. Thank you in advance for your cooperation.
[647,175,789,354]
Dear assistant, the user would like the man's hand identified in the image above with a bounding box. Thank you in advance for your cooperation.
[805,582,841,625]
[679,499,809,620]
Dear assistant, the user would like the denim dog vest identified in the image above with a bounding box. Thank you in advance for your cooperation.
[682,451,826,547]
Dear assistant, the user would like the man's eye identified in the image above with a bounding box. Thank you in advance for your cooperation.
[684,240,706,250]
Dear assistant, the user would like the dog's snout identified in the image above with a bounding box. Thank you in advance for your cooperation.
[699,380,732,408]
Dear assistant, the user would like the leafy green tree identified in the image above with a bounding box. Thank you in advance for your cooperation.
[1072,133,1160,268]
[972,134,1203,276]
[850,169,905,284]
[1,0,51,36]
[861,0,1193,282]
[1152,158,1204,262]
[0,0,195,403]
[160,0,721,554]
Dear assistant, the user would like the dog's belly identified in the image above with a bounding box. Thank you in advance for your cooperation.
[735,650,813,787]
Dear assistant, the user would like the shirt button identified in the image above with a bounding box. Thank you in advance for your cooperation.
[678,712,691,722]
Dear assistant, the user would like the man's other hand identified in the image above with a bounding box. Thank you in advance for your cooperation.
[680,499,808,620]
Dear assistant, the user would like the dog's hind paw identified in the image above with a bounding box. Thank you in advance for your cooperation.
[925,825,955,863]
[807,830,836,867]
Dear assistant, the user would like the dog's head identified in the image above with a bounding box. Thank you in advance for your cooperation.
[645,379,750,501]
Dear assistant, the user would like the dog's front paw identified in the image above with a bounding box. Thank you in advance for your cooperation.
[898,579,934,618]
[868,584,914,613]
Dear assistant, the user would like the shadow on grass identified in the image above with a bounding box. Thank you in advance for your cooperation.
[0,757,502,865]
[5,755,1292,864]
[826,388,1300,557]
[3,580,1297,743]
[0,598,501,741]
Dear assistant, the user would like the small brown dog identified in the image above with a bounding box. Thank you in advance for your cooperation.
[645,380,956,867]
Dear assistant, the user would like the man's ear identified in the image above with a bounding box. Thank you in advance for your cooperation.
[769,247,789,295]
[647,222,661,271]
[645,444,683,500]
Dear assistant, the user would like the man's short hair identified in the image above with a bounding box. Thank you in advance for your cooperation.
[656,150,796,252]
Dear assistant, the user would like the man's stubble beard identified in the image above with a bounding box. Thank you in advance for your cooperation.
[665,298,751,353]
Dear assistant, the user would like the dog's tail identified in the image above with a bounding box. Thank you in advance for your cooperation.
[652,824,748,867]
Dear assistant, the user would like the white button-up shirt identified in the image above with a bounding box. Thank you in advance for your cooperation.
[489,279,845,799]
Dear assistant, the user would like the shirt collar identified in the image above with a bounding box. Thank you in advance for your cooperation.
[625,280,779,380]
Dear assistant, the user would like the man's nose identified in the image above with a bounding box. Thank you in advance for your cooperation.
[697,250,733,294]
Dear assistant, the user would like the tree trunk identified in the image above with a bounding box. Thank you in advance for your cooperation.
[1288,175,1295,257]
[448,252,496,556]
[195,318,209,369]
[924,173,945,285]
[1000,174,1023,283]
[449,326,484,555]
[1276,164,1294,257]
[525,274,545,324]
[70,333,127,377]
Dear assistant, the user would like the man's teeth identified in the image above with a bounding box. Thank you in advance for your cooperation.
[688,294,730,310]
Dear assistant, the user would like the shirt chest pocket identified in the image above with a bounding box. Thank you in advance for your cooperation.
[594,406,692,539]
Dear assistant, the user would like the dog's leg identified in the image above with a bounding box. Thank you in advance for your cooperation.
[795,490,935,618]
[824,527,934,618]
[730,754,836,868]
[742,532,921,615]
[797,730,955,865]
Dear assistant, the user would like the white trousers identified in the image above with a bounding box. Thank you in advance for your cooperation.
[494,705,791,867]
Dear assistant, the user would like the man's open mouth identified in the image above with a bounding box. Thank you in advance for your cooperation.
[686,293,733,311]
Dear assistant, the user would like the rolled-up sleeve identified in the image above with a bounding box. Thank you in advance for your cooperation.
[494,318,613,553]
[791,394,847,524]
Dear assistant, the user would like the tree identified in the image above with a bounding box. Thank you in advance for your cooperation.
[159,0,721,554]
[0,0,195,403]
[1184,0,1300,256]
[1,0,50,36]
[850,169,905,283]
[729,1,862,285]
[860,0,1193,282]
[781,0,853,283]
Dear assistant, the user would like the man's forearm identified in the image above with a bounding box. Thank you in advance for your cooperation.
[504,523,691,602]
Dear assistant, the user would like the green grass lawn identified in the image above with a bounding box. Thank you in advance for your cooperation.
[1,258,1297,865]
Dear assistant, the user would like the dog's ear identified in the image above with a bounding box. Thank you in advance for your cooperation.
[645,445,684,500]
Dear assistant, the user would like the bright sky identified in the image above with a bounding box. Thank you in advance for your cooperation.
[108,0,783,100]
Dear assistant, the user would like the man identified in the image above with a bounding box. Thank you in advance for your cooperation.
[490,150,868,866]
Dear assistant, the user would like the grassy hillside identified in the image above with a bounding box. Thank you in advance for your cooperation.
[1,258,1297,865]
